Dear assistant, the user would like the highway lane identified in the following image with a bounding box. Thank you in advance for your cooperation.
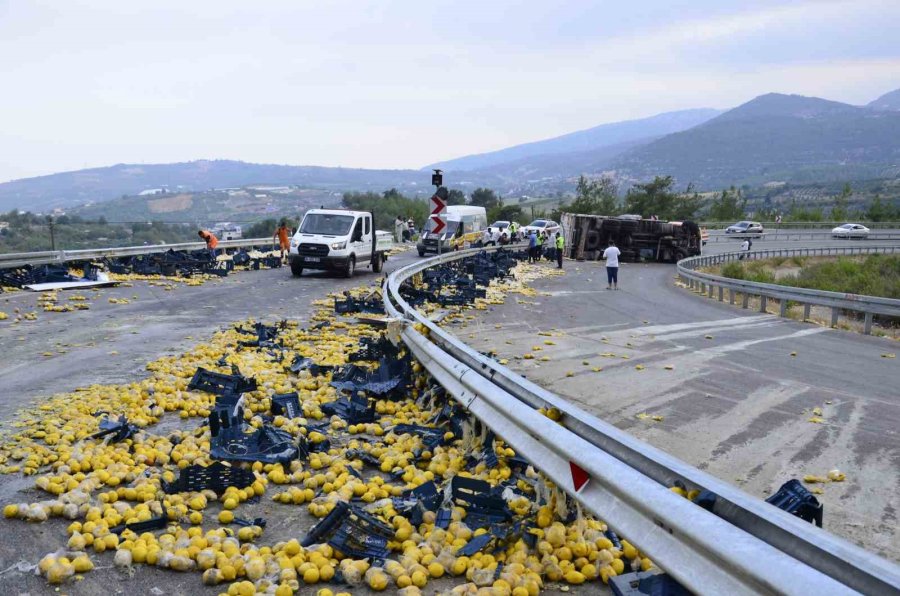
[455,239,900,562]
[0,249,420,422]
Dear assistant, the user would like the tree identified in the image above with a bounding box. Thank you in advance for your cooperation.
[623,176,701,220]
[866,195,898,222]
[707,186,746,221]
[488,204,524,224]
[567,175,619,215]
[830,183,851,221]
[469,188,499,210]
[447,189,466,205]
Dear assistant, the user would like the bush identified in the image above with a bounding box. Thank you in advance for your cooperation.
[720,261,746,279]
[780,255,899,299]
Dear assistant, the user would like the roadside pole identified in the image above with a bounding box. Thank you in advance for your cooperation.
[431,169,447,256]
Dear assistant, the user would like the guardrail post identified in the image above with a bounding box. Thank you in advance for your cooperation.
[718,286,723,301]
[831,307,839,327]
[864,312,873,335]
[707,284,714,298]
[742,294,749,309]
[779,299,788,318]
[803,304,811,321]
[729,289,735,305]
[759,296,767,313]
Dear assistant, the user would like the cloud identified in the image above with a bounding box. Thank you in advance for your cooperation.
[0,0,898,180]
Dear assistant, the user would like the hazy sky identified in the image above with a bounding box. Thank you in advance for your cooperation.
[1,0,899,182]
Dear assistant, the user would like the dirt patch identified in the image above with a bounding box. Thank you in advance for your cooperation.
[148,193,193,213]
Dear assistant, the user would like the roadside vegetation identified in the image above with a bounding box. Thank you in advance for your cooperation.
[720,254,900,299]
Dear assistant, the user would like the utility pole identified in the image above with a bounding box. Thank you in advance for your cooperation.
[49,218,56,251]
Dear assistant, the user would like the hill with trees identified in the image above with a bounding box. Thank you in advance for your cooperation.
[613,93,900,189]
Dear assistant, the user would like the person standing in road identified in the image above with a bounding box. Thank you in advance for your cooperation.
[273,219,291,264]
[739,238,751,260]
[198,229,219,260]
[555,231,564,268]
[602,240,621,290]
[528,229,538,262]
[394,216,405,244]
[536,231,545,261]
[509,221,518,242]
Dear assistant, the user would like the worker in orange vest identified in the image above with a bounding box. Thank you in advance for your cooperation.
[198,230,219,259]
[273,220,291,263]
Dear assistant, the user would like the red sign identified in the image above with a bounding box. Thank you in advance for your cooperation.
[570,461,590,492]
[431,194,446,216]
[430,215,445,235]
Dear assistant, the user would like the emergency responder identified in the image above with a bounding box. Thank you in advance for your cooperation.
[555,231,564,268]
[198,229,219,260]
[273,219,291,263]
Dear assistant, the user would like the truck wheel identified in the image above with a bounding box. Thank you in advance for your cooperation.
[344,256,356,278]
[417,249,426,257]
[372,254,383,273]
[290,262,303,277]
[585,230,601,251]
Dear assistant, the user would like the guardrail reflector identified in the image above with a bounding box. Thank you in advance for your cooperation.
[570,461,590,492]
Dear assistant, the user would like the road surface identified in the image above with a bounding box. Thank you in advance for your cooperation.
[453,239,899,562]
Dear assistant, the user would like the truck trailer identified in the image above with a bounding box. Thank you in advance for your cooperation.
[560,213,703,263]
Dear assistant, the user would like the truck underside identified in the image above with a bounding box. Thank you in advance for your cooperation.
[562,214,702,263]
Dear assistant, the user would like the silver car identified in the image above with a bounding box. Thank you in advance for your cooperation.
[725,221,764,234]
[831,223,870,239]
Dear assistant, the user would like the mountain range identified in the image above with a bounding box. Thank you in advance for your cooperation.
[1,87,898,214]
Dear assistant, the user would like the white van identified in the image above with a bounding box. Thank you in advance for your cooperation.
[417,205,488,256]
[288,209,393,277]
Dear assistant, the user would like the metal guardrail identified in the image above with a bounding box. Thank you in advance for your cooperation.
[699,221,900,230]
[677,246,900,334]
[384,247,900,595]
[0,238,276,269]
[706,230,900,243]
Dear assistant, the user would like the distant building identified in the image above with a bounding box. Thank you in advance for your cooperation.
[139,188,165,196]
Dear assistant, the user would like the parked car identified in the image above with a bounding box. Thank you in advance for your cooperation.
[831,223,870,239]
[725,221,764,234]
[521,219,560,236]
[490,220,511,232]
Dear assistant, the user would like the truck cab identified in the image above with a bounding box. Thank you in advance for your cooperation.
[288,209,392,278]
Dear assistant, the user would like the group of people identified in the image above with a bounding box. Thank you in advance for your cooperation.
[394,216,416,243]
[526,229,565,269]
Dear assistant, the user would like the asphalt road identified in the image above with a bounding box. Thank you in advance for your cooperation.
[0,251,420,422]
[454,238,900,563]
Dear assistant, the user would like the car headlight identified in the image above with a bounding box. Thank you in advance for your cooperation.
[330,240,347,250]
[290,238,298,247]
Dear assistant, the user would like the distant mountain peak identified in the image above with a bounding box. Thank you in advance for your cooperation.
[716,92,859,120]
[867,88,900,111]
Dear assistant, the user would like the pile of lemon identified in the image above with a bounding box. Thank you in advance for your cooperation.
[1,261,656,594]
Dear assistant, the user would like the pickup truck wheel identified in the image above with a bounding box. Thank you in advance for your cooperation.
[344,256,356,278]
[290,262,303,277]
[372,254,383,273]
[417,249,426,257]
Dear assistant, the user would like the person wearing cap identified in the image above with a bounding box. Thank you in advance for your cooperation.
[273,219,291,263]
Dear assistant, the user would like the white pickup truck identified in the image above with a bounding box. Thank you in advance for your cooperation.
[288,209,393,277]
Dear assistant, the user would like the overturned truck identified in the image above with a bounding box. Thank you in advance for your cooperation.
[561,213,703,263]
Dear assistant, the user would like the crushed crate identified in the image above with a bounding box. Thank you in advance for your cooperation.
[0,264,79,288]
[90,415,137,443]
[610,571,690,596]
[188,367,257,396]
[393,481,441,525]
[302,501,394,560]
[271,392,302,418]
[209,409,302,464]
[766,479,823,527]
[161,461,256,496]
[334,291,385,315]
[330,356,411,397]
[447,476,511,528]
[110,516,170,535]
[321,392,375,424]
[289,356,332,376]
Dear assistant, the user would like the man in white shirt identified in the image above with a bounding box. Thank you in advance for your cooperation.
[482,227,494,246]
[602,241,621,290]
